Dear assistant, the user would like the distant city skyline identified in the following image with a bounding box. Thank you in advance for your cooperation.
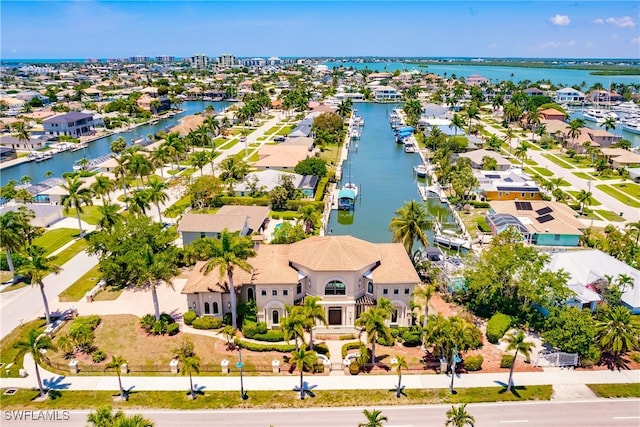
[2,1,639,59]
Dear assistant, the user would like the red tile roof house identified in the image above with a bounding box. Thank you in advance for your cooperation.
[43,111,95,138]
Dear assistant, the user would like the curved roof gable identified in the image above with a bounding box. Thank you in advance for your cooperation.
[289,235,380,271]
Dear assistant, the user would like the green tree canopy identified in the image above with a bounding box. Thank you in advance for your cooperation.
[294,157,327,177]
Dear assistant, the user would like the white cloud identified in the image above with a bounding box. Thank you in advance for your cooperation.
[632,37,640,44]
[593,16,635,27]
[550,14,570,26]
[567,40,576,47]
[537,41,563,50]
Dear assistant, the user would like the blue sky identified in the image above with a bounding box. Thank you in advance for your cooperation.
[2,1,639,59]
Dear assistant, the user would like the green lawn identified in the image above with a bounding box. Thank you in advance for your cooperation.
[52,239,89,266]
[560,156,593,168]
[63,206,103,226]
[542,153,575,169]
[572,172,596,180]
[164,196,190,219]
[0,319,47,378]
[276,126,294,136]
[587,383,640,398]
[595,184,640,208]
[612,182,640,200]
[264,126,279,135]
[567,191,602,206]
[33,229,79,256]
[0,385,553,410]
[594,210,625,222]
[524,158,538,166]
[58,264,102,302]
[532,167,553,177]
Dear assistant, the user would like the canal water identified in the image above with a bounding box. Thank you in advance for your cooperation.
[0,101,231,186]
[324,61,639,88]
[327,102,453,243]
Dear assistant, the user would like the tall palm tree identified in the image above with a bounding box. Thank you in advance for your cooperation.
[514,141,529,168]
[503,330,534,392]
[180,354,201,399]
[290,347,317,400]
[303,296,327,349]
[61,175,93,237]
[595,306,640,356]
[446,404,475,427]
[150,144,170,179]
[114,153,131,207]
[106,355,128,400]
[356,307,392,365]
[87,406,154,427]
[465,103,480,136]
[17,246,61,325]
[91,175,115,204]
[189,151,209,175]
[128,153,153,189]
[502,128,516,153]
[412,283,436,329]
[625,221,640,246]
[12,121,32,153]
[391,355,408,392]
[567,118,585,149]
[389,200,431,256]
[600,117,617,132]
[358,409,388,427]
[110,137,127,156]
[97,202,123,231]
[13,328,56,397]
[146,177,169,223]
[450,114,465,137]
[0,207,35,282]
[282,306,307,350]
[200,230,256,328]
[126,190,151,216]
[576,189,594,215]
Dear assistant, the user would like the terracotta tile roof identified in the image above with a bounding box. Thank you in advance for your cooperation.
[372,243,421,284]
[178,213,246,234]
[289,235,380,271]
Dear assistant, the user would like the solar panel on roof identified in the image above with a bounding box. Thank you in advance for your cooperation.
[504,178,513,182]
[536,207,553,215]
[515,201,532,211]
[536,214,554,223]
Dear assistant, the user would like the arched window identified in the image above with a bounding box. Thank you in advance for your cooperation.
[272,310,279,325]
[325,280,346,295]
[367,282,373,294]
[391,308,398,323]
[204,302,210,314]
[247,288,255,301]
[212,302,219,314]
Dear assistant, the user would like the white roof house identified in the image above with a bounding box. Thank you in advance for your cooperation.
[547,249,640,313]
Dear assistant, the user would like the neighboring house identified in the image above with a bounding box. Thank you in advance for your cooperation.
[628,167,640,183]
[600,147,640,169]
[474,169,542,201]
[538,108,567,121]
[547,249,640,314]
[177,205,270,245]
[587,90,625,103]
[554,88,585,104]
[233,170,317,198]
[524,87,544,96]
[458,149,511,171]
[373,85,402,101]
[0,135,51,151]
[0,203,63,228]
[43,112,95,137]
[254,141,311,171]
[0,146,17,162]
[486,200,583,247]
[182,235,421,328]
[137,94,171,114]
[465,75,490,86]
[289,112,321,138]
[584,129,621,148]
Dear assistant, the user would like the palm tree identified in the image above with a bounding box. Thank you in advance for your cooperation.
[303,296,327,349]
[514,141,530,168]
[97,202,123,231]
[626,221,640,246]
[358,409,388,427]
[450,114,465,137]
[180,354,201,399]
[576,189,594,215]
[91,175,115,203]
[465,103,480,136]
[567,118,585,149]
[389,200,431,255]
[17,246,61,325]
[13,328,56,397]
[282,306,307,350]
[0,207,35,282]
[503,330,534,392]
[128,153,153,189]
[595,306,640,356]
[87,406,154,427]
[200,230,256,328]
[412,283,436,329]
[106,355,128,400]
[391,355,408,392]
[61,175,93,237]
[110,137,127,155]
[189,150,209,175]
[13,121,32,153]
[356,307,392,365]
[600,116,617,132]
[502,128,516,153]
[146,177,169,223]
[297,204,320,234]
[336,100,352,119]
[446,404,475,427]
[150,144,170,178]
[126,190,151,216]
[290,347,317,400]
[114,153,131,206]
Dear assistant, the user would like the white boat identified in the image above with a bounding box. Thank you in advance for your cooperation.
[414,164,428,178]
[404,141,416,153]
[34,153,53,163]
[622,119,640,135]
[614,102,640,115]
[350,129,361,140]
[70,142,88,152]
[434,233,471,251]
[583,109,618,123]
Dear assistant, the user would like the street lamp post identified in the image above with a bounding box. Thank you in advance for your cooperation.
[237,349,248,400]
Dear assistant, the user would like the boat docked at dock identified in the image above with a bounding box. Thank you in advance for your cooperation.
[337,183,358,211]
[414,164,428,178]
[434,230,471,251]
[583,109,617,123]
[34,152,54,163]
[70,142,88,152]
[622,119,640,135]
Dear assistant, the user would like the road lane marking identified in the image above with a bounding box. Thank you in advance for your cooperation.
[500,421,529,424]
[613,416,640,420]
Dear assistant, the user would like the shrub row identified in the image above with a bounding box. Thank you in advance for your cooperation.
[500,354,515,368]
[242,321,268,339]
[192,316,223,330]
[69,315,101,336]
[313,343,329,356]
[183,310,197,326]
[234,338,295,352]
[252,330,285,342]
[486,313,512,344]
[315,177,329,202]
[401,331,422,347]
[463,355,484,371]
[140,313,177,336]
[341,341,361,359]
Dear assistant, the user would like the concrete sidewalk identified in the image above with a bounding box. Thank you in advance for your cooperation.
[2,354,638,394]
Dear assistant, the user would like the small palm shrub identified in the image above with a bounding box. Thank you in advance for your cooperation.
[92,350,106,363]
[500,354,515,368]
[463,355,484,371]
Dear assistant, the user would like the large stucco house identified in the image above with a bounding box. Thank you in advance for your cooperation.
[182,235,421,329]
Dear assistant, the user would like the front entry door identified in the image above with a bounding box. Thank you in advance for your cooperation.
[328,308,342,326]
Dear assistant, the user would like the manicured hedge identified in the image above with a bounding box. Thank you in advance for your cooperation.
[192,316,223,330]
[183,310,197,326]
[341,341,361,358]
[234,338,295,352]
[242,321,268,339]
[252,330,285,342]
[402,331,422,347]
[464,355,484,371]
[167,323,180,336]
[501,354,515,368]
[313,343,330,356]
[486,313,512,344]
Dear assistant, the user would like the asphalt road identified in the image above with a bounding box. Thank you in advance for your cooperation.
[3,400,639,427]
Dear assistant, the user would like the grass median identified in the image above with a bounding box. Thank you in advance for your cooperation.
[587,383,640,398]
[0,385,553,410]
[595,185,640,208]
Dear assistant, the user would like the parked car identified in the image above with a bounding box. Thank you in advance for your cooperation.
[274,136,286,142]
